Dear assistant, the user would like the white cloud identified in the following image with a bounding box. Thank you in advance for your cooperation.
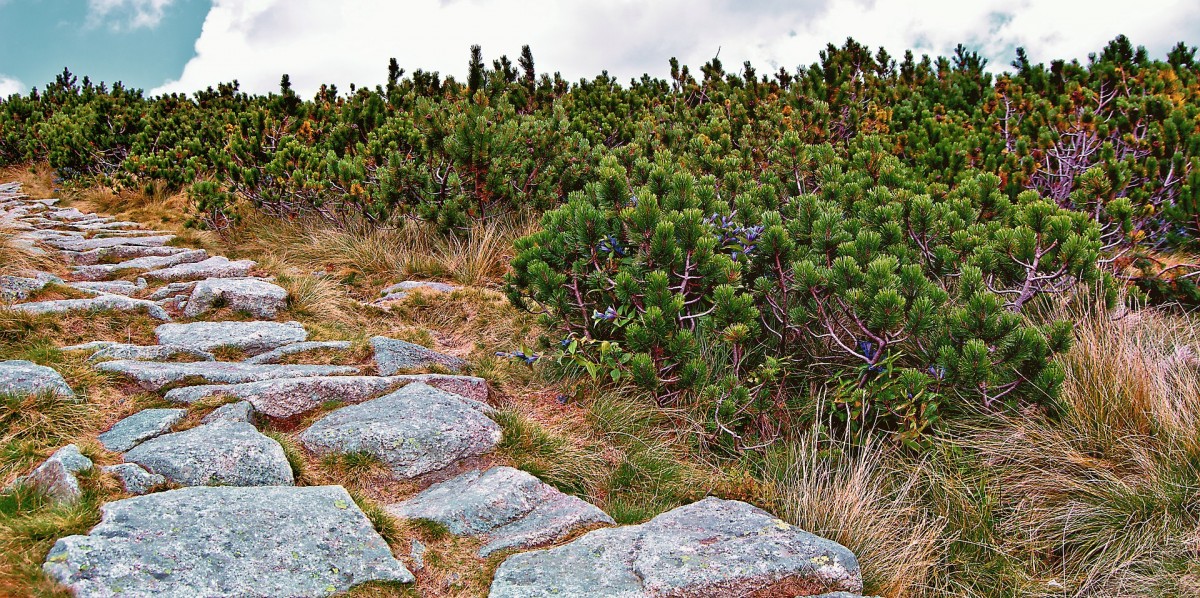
[153,0,1200,97]
[87,0,176,30]
[0,75,25,98]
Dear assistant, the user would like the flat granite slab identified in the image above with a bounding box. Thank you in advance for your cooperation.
[95,360,358,391]
[44,485,414,596]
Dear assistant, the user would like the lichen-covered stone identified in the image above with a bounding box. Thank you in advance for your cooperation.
[102,463,165,495]
[67,279,145,296]
[299,382,500,479]
[123,422,294,487]
[148,280,198,300]
[201,400,256,425]
[62,341,215,362]
[98,408,187,453]
[43,485,414,596]
[95,360,357,391]
[155,320,307,356]
[47,234,173,252]
[489,497,863,598]
[10,445,93,503]
[0,272,61,301]
[242,340,352,364]
[183,277,288,319]
[70,249,208,281]
[11,294,171,321]
[144,256,256,282]
[389,466,614,557]
[63,244,193,266]
[161,374,484,420]
[371,335,467,374]
[0,360,75,399]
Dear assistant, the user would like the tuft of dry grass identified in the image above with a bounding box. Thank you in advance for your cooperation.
[219,212,534,291]
[774,435,943,597]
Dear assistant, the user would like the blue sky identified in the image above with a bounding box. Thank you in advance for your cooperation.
[0,0,208,93]
[2,0,1199,98]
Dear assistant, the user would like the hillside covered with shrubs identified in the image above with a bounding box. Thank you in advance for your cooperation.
[3,35,1200,596]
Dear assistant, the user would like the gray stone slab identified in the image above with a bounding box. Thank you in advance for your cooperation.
[67,279,146,296]
[47,235,173,252]
[201,400,256,425]
[62,341,216,362]
[185,277,288,319]
[63,245,193,266]
[144,256,256,282]
[371,335,467,374]
[375,280,457,304]
[70,249,208,281]
[163,374,487,420]
[95,360,358,391]
[0,360,75,399]
[11,294,171,321]
[242,340,352,365]
[155,320,307,356]
[489,497,863,598]
[299,382,500,479]
[389,466,614,557]
[98,408,187,453]
[123,422,294,487]
[43,485,414,596]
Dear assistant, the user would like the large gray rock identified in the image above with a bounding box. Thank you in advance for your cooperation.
[164,374,488,419]
[98,408,187,453]
[144,256,256,282]
[67,279,146,296]
[299,382,500,479]
[10,294,171,321]
[123,421,294,487]
[63,245,193,266]
[389,466,614,557]
[95,360,358,391]
[10,445,93,502]
[62,341,215,362]
[155,320,307,356]
[184,277,288,319]
[47,234,173,252]
[242,340,352,365]
[43,485,414,596]
[489,497,863,598]
[102,463,165,495]
[371,335,467,374]
[70,249,208,281]
[0,360,75,399]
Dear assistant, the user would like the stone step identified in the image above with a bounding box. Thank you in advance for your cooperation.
[69,249,209,281]
[489,497,863,598]
[43,486,414,596]
[122,421,294,487]
[389,466,614,557]
[242,340,352,365]
[298,382,500,479]
[371,335,468,374]
[95,360,358,391]
[162,374,488,419]
[47,234,174,252]
[144,255,256,282]
[62,341,215,362]
[11,294,171,321]
[0,360,76,399]
[184,277,288,319]
[154,320,307,356]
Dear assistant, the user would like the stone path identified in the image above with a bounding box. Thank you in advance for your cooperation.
[1,182,869,597]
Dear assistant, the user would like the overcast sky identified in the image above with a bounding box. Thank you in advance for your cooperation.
[2,0,1200,98]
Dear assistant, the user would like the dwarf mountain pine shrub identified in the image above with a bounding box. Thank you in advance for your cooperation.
[507,147,1101,445]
